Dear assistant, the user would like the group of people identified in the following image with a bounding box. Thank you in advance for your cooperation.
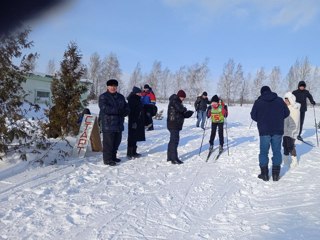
[251,81,315,181]
[98,78,316,181]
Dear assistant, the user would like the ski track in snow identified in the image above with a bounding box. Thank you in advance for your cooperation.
[1,104,320,239]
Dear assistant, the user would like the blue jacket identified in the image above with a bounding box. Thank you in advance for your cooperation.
[99,91,129,132]
[251,90,289,136]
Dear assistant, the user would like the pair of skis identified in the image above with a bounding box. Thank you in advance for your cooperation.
[205,147,224,162]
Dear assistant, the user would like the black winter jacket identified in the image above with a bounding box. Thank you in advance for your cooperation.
[99,91,129,132]
[250,90,289,136]
[127,93,145,142]
[194,96,210,111]
[292,89,315,112]
[167,94,187,130]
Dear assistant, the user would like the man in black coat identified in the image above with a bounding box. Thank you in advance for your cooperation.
[127,86,146,159]
[167,90,193,164]
[251,86,290,181]
[194,91,210,129]
[292,81,316,141]
[99,79,129,166]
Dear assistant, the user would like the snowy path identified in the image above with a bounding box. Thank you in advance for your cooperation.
[1,105,320,239]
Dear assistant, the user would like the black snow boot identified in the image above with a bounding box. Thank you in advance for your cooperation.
[133,146,142,158]
[258,166,269,181]
[127,147,135,159]
[272,165,281,181]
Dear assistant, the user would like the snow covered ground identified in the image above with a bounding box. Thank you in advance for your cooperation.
[1,102,320,240]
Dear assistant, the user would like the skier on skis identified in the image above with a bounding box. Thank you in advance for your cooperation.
[283,92,300,168]
[251,86,290,181]
[292,81,316,141]
[167,90,194,164]
[207,95,228,153]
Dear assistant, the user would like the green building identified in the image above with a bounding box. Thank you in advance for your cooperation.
[22,73,92,105]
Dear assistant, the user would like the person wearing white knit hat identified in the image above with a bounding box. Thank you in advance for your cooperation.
[283,92,301,168]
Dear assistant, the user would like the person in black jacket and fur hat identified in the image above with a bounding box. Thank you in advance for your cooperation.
[292,81,316,141]
[127,86,146,159]
[99,79,130,166]
[167,90,194,164]
[251,86,290,181]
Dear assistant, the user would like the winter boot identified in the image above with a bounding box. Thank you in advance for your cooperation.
[282,155,290,167]
[272,165,281,181]
[127,147,135,159]
[258,166,269,181]
[209,144,214,152]
[103,160,117,166]
[133,146,142,158]
[290,155,298,168]
[171,159,183,164]
[219,145,223,151]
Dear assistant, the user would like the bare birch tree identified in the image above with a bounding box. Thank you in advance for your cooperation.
[233,63,244,103]
[186,59,209,100]
[147,60,162,95]
[158,67,170,101]
[173,66,186,95]
[88,52,101,98]
[128,62,143,91]
[100,52,123,94]
[287,57,311,91]
[218,59,235,105]
[252,67,266,99]
[269,66,281,94]
[46,59,56,75]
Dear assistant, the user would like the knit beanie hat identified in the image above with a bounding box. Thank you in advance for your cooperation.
[202,91,208,96]
[132,86,142,94]
[260,86,271,94]
[106,79,118,86]
[177,90,186,98]
[144,84,150,89]
[298,81,306,87]
[211,95,219,103]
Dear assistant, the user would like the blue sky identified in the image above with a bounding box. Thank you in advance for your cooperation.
[27,0,320,82]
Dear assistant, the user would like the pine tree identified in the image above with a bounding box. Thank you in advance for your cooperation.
[50,42,87,136]
[0,28,39,156]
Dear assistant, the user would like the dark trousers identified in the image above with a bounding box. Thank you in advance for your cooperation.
[103,131,122,163]
[167,129,180,161]
[209,122,224,146]
[282,136,296,156]
[298,111,306,136]
[128,137,137,148]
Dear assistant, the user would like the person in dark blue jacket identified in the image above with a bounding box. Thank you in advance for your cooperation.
[99,79,129,166]
[251,86,290,181]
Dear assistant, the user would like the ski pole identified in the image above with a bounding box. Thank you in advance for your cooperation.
[313,105,319,147]
[225,117,230,156]
[199,117,209,155]
[249,120,253,129]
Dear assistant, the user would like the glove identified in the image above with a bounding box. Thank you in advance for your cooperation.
[132,122,137,129]
[184,110,194,118]
[311,101,316,105]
